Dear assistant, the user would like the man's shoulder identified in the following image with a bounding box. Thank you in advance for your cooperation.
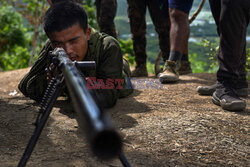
[102,35,119,48]
[89,28,119,48]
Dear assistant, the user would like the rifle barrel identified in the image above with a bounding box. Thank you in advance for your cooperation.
[55,48,122,159]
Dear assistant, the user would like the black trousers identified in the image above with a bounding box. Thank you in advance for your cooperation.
[209,0,250,89]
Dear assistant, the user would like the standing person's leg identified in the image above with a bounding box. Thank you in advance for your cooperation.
[209,0,221,35]
[197,0,249,97]
[168,9,189,58]
[178,33,192,75]
[127,0,148,77]
[170,5,192,75]
[159,0,193,83]
[147,0,170,63]
[212,0,250,111]
[197,0,221,95]
[95,0,117,39]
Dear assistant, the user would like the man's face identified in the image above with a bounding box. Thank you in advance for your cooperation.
[49,23,91,61]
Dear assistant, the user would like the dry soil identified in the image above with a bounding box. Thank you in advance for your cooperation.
[0,68,249,167]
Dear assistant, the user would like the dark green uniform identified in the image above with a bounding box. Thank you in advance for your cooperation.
[127,0,170,65]
[95,0,117,39]
[18,29,133,108]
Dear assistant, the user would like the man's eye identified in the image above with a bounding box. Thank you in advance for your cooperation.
[70,39,78,44]
[53,43,63,47]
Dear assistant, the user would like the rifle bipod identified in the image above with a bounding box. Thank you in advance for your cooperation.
[119,153,132,167]
[18,74,64,167]
[17,78,132,167]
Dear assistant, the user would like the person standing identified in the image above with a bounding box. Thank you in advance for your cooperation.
[158,0,194,82]
[199,0,249,111]
[127,0,171,77]
[95,0,118,39]
[197,0,249,100]
[19,1,133,108]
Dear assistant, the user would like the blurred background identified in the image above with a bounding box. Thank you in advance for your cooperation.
[0,0,249,79]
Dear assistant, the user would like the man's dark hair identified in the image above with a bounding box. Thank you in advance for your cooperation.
[43,1,88,36]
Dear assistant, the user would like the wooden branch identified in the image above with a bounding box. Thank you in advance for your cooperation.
[189,0,206,24]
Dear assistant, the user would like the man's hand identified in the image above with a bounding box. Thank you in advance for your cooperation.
[46,63,58,83]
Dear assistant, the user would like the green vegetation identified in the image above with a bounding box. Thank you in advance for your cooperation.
[83,0,98,29]
[189,39,219,74]
[0,1,98,71]
[115,1,249,77]
[0,5,30,71]
[0,0,249,79]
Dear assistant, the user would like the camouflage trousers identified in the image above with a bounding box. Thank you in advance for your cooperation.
[127,0,170,66]
[95,0,117,39]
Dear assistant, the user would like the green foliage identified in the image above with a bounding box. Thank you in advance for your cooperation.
[0,47,30,71]
[119,39,135,65]
[115,16,130,36]
[0,0,248,81]
[22,0,45,16]
[83,0,98,29]
[119,38,157,75]
[202,39,219,72]
[189,53,210,73]
[0,0,98,71]
[189,40,250,81]
[0,5,26,53]
[146,62,155,75]
[0,0,8,6]
[0,5,30,71]
[188,38,219,74]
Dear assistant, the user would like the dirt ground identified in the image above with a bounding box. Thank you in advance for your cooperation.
[0,68,249,167]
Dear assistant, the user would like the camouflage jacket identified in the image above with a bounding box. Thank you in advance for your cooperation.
[18,29,133,108]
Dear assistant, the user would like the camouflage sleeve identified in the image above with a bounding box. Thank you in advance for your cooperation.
[93,36,123,108]
[18,40,51,102]
[84,36,133,108]
[90,36,133,108]
[120,58,133,98]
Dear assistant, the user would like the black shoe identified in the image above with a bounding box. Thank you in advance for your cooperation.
[212,84,246,111]
[197,83,248,97]
[197,83,217,96]
[235,87,248,98]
